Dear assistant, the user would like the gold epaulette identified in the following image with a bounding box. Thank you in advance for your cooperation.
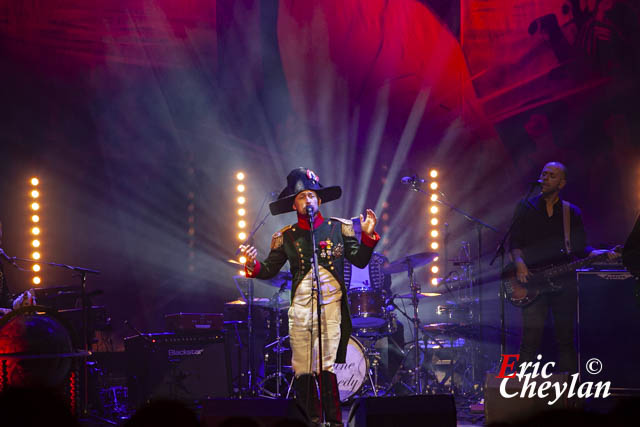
[330,217,355,237]
[271,225,293,249]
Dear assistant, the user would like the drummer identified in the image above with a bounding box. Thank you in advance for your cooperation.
[0,290,37,317]
[345,216,392,293]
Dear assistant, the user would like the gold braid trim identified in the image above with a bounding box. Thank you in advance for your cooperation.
[271,232,284,249]
[271,225,292,249]
[331,217,355,237]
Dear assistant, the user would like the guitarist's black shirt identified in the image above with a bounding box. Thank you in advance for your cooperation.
[510,195,592,269]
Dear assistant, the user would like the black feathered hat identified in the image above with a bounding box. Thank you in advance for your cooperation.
[269,167,342,216]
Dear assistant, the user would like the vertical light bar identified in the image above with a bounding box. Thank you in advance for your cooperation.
[428,169,440,286]
[30,177,42,285]
[236,171,247,275]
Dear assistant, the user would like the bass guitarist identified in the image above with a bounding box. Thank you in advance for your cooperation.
[509,162,618,373]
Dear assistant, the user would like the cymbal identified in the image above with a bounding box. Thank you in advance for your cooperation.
[422,322,464,333]
[396,291,442,299]
[255,297,290,310]
[225,298,269,305]
[264,271,293,289]
[382,252,438,274]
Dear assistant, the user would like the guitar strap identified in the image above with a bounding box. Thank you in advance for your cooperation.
[562,201,571,255]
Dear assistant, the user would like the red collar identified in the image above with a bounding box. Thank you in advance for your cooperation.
[296,211,325,230]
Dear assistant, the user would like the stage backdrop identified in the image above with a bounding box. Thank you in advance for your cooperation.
[0,0,638,357]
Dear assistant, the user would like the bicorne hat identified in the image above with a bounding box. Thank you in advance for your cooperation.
[269,167,342,215]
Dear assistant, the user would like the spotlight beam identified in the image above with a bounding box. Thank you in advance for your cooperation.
[374,88,430,215]
[354,85,389,215]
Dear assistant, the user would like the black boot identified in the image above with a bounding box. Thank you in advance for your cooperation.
[320,371,342,427]
[294,374,321,425]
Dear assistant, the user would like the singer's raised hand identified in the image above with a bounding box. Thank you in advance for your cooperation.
[360,209,378,237]
[240,245,258,268]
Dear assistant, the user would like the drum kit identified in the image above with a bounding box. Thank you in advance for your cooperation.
[227,244,482,402]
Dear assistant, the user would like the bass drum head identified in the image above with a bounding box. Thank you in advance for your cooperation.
[333,335,368,402]
[0,306,75,388]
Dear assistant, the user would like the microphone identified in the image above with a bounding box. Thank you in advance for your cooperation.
[306,205,315,217]
[401,175,425,185]
[0,248,18,267]
[529,180,542,187]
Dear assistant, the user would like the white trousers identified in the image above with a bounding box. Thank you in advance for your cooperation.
[289,266,343,376]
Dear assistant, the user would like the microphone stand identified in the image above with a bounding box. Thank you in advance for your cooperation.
[0,248,27,307]
[307,207,325,425]
[407,180,499,387]
[489,182,539,356]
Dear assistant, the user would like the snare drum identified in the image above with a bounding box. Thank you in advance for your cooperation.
[348,288,386,328]
[333,336,368,402]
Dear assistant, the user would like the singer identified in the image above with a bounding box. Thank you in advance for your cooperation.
[241,167,379,426]
[508,162,617,372]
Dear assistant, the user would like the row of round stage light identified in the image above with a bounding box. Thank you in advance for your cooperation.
[236,172,248,276]
[29,177,42,285]
[427,169,440,286]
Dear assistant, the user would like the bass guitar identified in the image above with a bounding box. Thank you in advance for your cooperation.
[502,246,621,307]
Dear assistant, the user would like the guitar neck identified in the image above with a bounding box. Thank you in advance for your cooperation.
[541,252,610,278]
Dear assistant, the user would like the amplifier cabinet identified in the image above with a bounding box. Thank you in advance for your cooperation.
[577,270,640,392]
[125,332,230,407]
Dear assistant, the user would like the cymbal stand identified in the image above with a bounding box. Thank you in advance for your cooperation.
[260,290,290,398]
[385,292,424,395]
[360,338,382,397]
[407,259,422,394]
[245,279,259,396]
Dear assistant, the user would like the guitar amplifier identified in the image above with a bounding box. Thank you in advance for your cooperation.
[125,332,230,406]
[577,269,640,392]
[164,313,224,332]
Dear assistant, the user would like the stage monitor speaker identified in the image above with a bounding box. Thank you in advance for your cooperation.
[201,398,307,426]
[125,332,230,407]
[484,372,569,425]
[349,395,456,427]
[577,270,640,392]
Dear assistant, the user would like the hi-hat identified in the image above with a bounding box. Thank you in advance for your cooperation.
[382,252,438,274]
[396,291,442,299]
[450,258,473,266]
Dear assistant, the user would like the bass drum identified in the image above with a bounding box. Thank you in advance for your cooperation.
[333,336,368,402]
[0,306,76,389]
